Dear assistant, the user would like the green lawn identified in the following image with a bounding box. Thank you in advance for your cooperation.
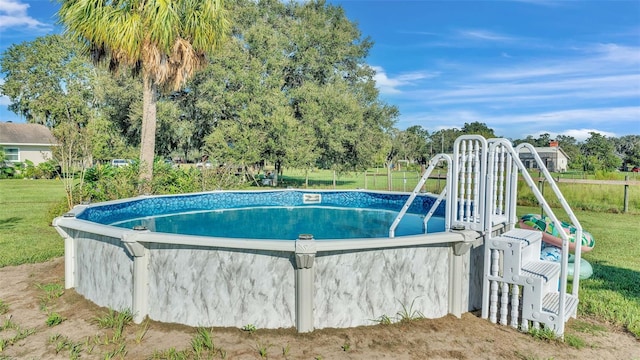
[0,179,66,267]
[0,178,638,337]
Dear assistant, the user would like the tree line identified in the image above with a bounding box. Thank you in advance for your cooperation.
[1,0,638,183]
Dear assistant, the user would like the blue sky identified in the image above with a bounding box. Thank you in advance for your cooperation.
[1,0,639,141]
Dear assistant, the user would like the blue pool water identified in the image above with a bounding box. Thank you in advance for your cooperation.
[112,206,445,240]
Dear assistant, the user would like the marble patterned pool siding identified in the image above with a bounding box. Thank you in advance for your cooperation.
[146,244,296,328]
[314,245,451,328]
[72,230,133,312]
[57,190,483,330]
[64,230,483,329]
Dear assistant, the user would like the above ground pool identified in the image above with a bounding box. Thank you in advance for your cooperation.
[78,189,447,239]
[54,189,483,332]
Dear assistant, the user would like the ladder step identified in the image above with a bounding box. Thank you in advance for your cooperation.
[502,229,542,247]
[542,292,579,321]
[522,260,560,283]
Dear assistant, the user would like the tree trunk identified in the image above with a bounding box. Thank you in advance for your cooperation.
[139,75,157,194]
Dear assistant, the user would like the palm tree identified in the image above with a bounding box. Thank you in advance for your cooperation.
[57,0,229,192]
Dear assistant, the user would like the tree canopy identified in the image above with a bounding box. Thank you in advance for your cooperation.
[1,1,637,180]
[0,35,94,128]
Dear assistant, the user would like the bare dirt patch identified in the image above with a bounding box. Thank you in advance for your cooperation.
[1,257,638,359]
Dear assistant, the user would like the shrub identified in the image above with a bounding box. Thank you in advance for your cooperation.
[79,160,249,204]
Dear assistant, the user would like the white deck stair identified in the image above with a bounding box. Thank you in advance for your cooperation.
[396,135,582,337]
[485,228,577,332]
[453,136,582,337]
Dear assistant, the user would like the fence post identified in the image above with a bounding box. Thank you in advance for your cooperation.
[403,171,407,192]
[538,176,545,216]
[624,175,629,213]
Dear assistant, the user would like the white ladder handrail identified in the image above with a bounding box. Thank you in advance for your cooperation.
[515,143,583,298]
[389,154,452,238]
[485,139,581,335]
[452,135,487,231]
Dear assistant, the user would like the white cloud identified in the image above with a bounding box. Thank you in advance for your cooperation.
[482,44,640,82]
[0,0,24,12]
[592,43,640,65]
[559,129,617,141]
[458,29,515,42]
[418,74,640,108]
[372,66,438,95]
[0,0,50,31]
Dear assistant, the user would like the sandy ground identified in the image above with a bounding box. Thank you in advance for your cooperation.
[0,257,638,360]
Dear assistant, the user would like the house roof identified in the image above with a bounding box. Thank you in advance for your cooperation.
[518,146,570,160]
[0,122,57,146]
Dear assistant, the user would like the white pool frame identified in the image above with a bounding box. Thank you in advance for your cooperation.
[53,189,484,332]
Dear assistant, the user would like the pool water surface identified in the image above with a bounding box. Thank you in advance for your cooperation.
[112,206,446,239]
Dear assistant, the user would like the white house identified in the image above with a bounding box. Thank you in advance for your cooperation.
[0,122,57,165]
[518,141,570,173]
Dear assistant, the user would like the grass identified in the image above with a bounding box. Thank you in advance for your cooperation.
[45,312,65,327]
[255,341,272,359]
[0,179,66,267]
[148,328,227,359]
[278,168,640,213]
[37,282,65,311]
[241,324,257,333]
[371,314,393,325]
[518,179,640,213]
[0,320,37,352]
[563,334,586,349]
[567,319,607,335]
[48,333,83,359]
[95,309,134,329]
[0,300,7,315]
[395,298,425,323]
[191,327,215,355]
[135,319,150,344]
[527,327,559,342]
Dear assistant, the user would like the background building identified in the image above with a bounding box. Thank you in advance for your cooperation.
[0,122,57,165]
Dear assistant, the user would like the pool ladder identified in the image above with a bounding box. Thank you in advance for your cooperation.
[388,153,452,238]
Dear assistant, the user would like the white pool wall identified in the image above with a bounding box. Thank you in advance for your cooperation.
[54,190,484,331]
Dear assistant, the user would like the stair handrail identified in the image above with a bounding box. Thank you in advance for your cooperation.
[515,143,583,298]
[487,140,581,332]
[389,153,452,238]
[451,135,488,231]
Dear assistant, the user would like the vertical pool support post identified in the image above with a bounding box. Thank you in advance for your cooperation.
[449,227,480,318]
[57,212,77,289]
[294,234,316,333]
[64,236,75,289]
[122,226,150,324]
